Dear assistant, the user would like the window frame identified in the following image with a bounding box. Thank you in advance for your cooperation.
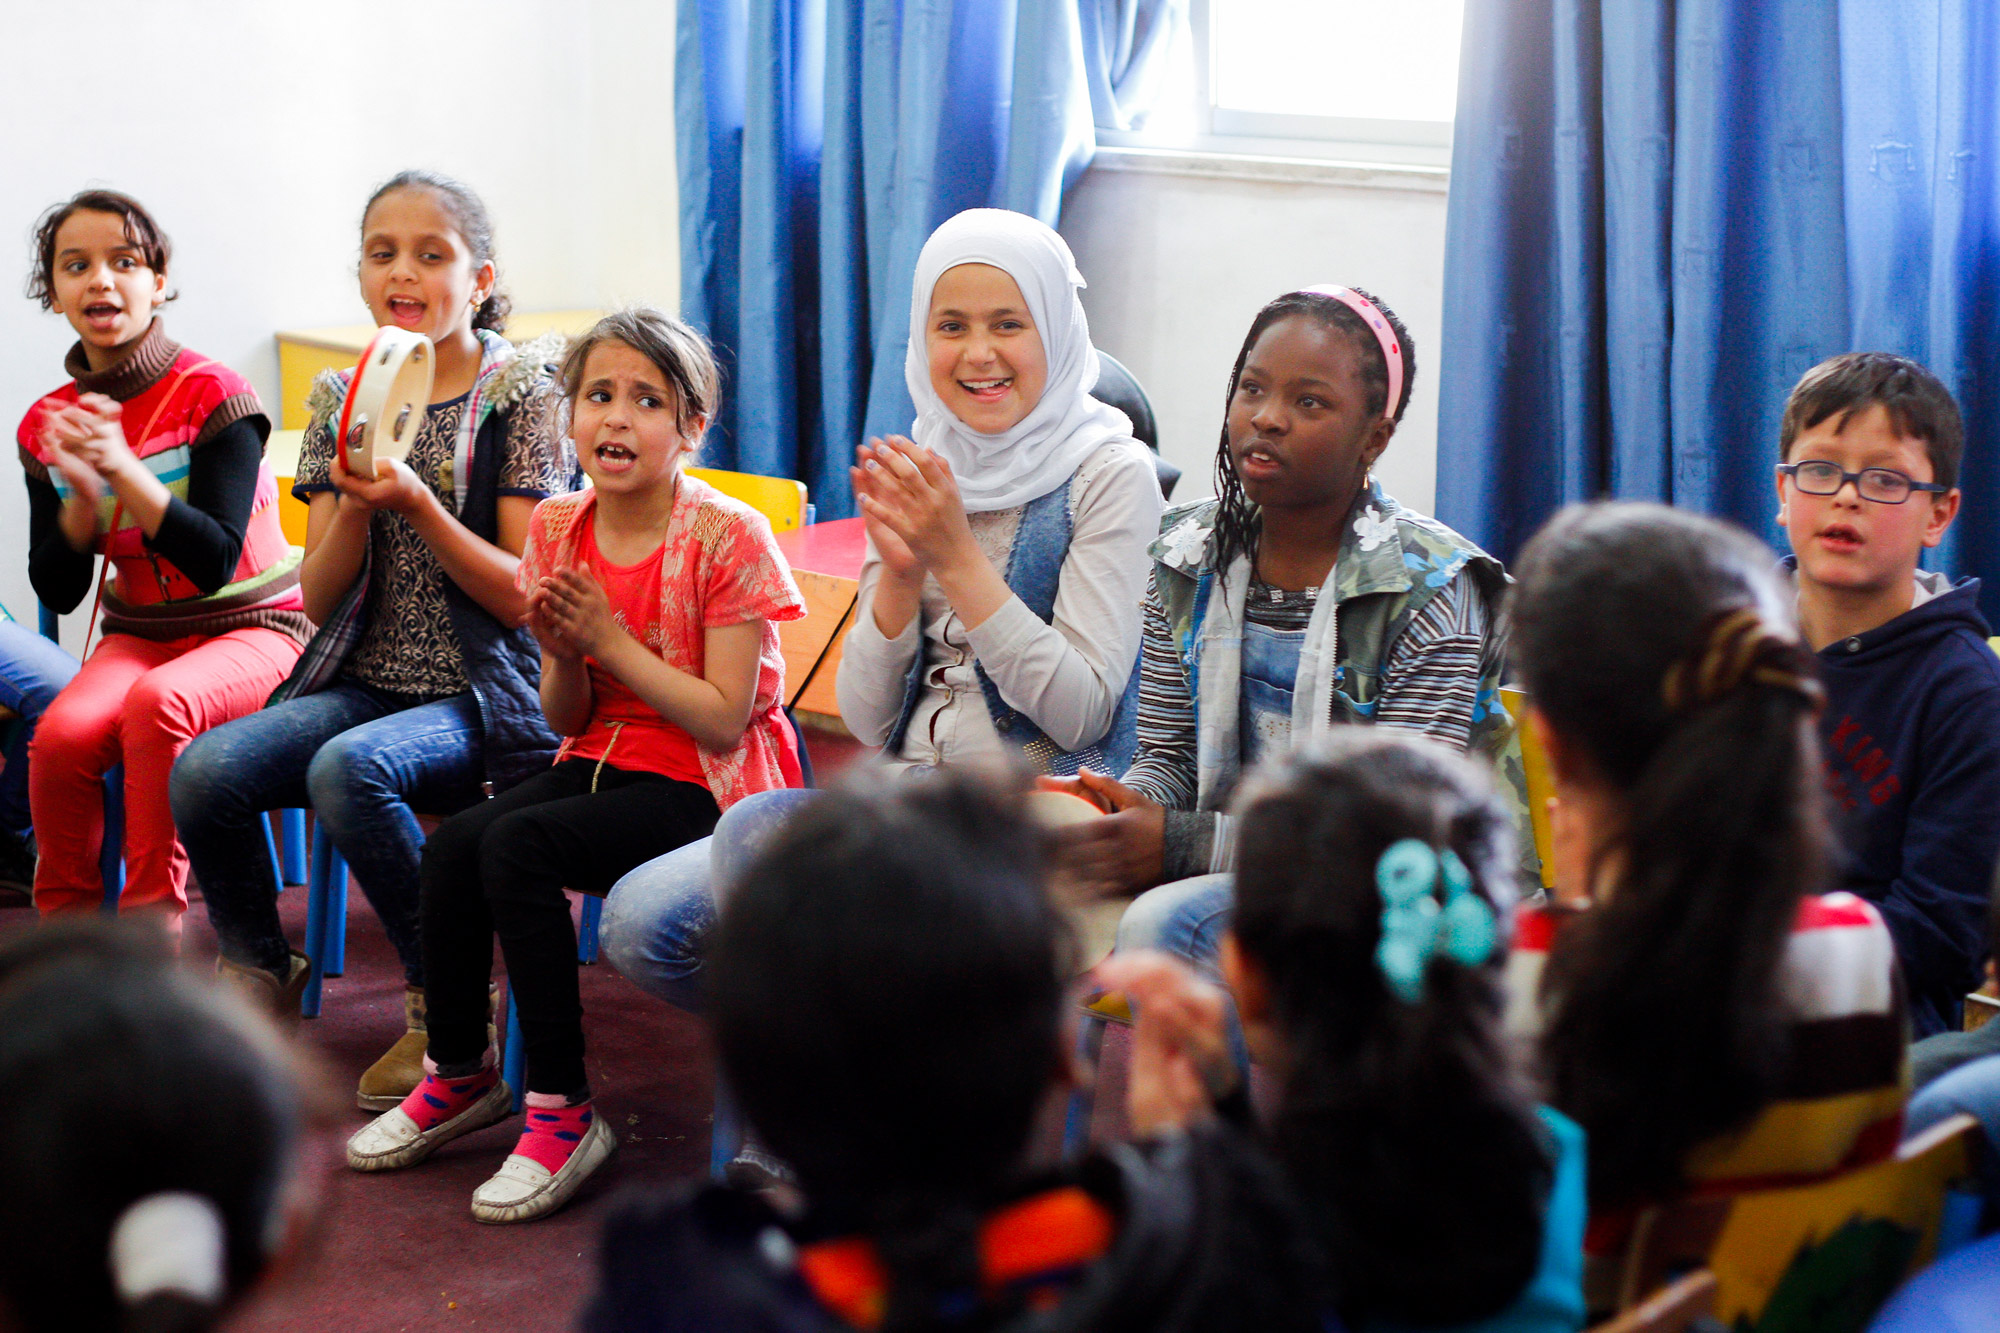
[1095,0,1458,168]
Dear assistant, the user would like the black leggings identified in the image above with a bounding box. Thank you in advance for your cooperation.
[420,759,720,1098]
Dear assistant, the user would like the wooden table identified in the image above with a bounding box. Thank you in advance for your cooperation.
[772,518,866,719]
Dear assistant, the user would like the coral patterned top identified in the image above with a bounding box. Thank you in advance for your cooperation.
[518,474,808,809]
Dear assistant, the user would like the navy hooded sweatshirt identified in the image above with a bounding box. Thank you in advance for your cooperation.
[1797,564,2000,1037]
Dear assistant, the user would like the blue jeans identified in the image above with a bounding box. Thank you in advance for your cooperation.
[1113,872,1248,1068]
[601,787,815,1011]
[1116,872,1235,980]
[171,681,485,984]
[1907,1051,2000,1226]
[0,622,81,840]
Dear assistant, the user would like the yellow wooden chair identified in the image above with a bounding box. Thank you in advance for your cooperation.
[1612,1114,1979,1329]
[686,467,810,532]
[1499,686,1557,892]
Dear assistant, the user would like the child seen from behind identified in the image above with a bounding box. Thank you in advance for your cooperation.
[584,773,1326,1332]
[1509,502,1905,1246]
[1108,732,1585,1332]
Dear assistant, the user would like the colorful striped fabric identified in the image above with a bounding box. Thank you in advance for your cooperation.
[1506,892,1908,1198]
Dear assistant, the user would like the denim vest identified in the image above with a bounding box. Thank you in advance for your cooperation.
[444,407,569,792]
[884,477,1140,775]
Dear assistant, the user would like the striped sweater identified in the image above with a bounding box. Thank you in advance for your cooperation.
[1116,485,1514,879]
[1507,892,1908,1241]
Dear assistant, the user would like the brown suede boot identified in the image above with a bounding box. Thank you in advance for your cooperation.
[356,986,500,1111]
[215,951,312,1021]
[356,988,428,1112]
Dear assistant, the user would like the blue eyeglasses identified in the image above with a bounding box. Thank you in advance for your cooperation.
[1778,460,1949,505]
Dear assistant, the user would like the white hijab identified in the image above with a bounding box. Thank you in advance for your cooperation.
[903,209,1133,513]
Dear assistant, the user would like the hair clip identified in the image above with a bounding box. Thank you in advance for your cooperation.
[1374,839,1498,1003]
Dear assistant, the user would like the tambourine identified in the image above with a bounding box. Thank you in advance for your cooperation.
[1029,789,1126,971]
[336,327,434,478]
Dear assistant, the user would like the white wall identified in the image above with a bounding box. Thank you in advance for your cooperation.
[1061,152,1449,514]
[0,0,678,638]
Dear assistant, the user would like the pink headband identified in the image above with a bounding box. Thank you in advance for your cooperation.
[1303,285,1403,423]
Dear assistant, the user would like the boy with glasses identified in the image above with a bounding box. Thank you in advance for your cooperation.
[1778,352,2000,1036]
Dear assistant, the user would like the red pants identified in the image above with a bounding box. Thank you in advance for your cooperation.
[29,627,301,926]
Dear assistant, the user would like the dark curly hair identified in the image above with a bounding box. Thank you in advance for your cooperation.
[1210,288,1415,578]
[1233,732,1547,1326]
[26,190,177,311]
[361,170,511,333]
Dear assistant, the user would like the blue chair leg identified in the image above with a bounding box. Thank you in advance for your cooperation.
[98,768,124,914]
[302,825,350,1018]
[578,894,602,964]
[279,808,307,886]
[711,1083,744,1181]
[503,986,526,1112]
[1061,1010,1109,1160]
[262,815,284,890]
[37,603,57,642]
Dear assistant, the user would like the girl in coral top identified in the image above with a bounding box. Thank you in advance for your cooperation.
[345,307,805,1224]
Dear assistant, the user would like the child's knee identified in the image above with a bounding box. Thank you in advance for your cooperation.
[121,671,196,742]
[305,731,385,820]
[168,730,236,829]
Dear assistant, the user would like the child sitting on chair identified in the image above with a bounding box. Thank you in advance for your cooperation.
[1774,353,2000,1037]
[344,307,805,1224]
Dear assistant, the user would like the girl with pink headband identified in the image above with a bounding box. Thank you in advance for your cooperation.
[1046,285,1525,987]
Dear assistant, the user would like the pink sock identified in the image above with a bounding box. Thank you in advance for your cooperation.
[512,1093,595,1173]
[398,1057,498,1131]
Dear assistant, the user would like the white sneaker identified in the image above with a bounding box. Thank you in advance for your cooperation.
[345,1079,514,1173]
[469,1113,618,1224]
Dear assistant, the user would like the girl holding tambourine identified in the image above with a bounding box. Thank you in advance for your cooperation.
[172,171,577,1111]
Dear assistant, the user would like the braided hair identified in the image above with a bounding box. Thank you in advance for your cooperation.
[1210,288,1417,577]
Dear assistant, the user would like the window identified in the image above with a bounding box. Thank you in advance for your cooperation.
[1109,0,1466,166]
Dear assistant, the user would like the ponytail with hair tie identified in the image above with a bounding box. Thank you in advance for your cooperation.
[1661,608,1825,714]
[110,1193,227,1333]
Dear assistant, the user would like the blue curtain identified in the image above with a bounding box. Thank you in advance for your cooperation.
[1437,0,2000,599]
[677,0,1180,519]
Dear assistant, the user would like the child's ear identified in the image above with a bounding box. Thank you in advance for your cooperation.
[1923,488,1961,548]
[1360,416,1397,475]
[1774,465,1790,527]
[471,259,496,308]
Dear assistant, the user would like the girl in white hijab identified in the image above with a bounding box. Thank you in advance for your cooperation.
[597,212,1161,1108]
[837,207,1164,773]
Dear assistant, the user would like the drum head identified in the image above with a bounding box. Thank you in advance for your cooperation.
[336,327,435,478]
[1027,789,1106,829]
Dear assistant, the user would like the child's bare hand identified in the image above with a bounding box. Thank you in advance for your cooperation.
[853,436,977,575]
[1093,951,1235,1137]
[39,431,106,506]
[852,447,923,581]
[526,583,583,661]
[538,568,620,659]
[45,395,141,479]
[331,453,430,515]
[1048,769,1167,900]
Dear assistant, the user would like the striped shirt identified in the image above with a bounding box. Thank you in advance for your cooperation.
[1508,892,1907,1226]
[1122,564,1494,820]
